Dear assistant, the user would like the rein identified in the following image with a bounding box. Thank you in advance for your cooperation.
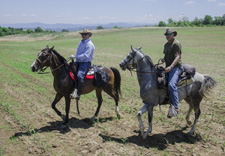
[50,63,65,72]
[38,52,70,74]
[126,56,163,74]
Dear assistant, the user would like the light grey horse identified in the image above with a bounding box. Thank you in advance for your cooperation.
[119,46,216,139]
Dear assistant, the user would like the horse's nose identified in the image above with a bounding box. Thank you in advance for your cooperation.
[119,62,126,70]
[119,62,123,68]
[31,66,36,72]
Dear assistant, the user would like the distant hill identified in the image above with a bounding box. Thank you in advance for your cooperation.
[0,22,155,32]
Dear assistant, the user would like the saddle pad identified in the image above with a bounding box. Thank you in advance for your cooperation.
[69,71,94,82]
[177,77,194,88]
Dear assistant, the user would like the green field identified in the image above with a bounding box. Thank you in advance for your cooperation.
[0,27,224,156]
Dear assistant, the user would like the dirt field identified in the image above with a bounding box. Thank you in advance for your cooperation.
[0,27,224,156]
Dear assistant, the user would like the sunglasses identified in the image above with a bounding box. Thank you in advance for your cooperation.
[165,33,173,36]
[81,33,88,36]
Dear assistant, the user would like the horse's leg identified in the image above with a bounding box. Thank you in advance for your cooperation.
[62,95,71,127]
[91,88,103,120]
[143,106,154,139]
[51,93,63,119]
[76,99,80,115]
[184,97,193,126]
[103,88,121,119]
[114,92,121,119]
[137,104,150,139]
[188,96,202,135]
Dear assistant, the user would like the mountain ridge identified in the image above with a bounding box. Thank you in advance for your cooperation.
[0,22,155,32]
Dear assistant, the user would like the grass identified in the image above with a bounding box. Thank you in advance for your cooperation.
[0,26,224,155]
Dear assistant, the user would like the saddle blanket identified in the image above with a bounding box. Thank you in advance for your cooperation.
[69,71,94,82]
[177,77,194,88]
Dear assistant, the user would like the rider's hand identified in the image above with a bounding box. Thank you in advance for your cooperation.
[70,55,76,59]
[165,66,172,73]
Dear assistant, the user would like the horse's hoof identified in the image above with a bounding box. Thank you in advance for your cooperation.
[61,114,66,121]
[90,115,96,121]
[117,114,121,119]
[142,132,148,139]
[140,127,145,136]
[187,130,195,135]
[187,121,192,125]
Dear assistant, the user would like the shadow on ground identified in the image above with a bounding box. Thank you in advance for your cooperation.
[12,116,115,137]
[99,128,202,150]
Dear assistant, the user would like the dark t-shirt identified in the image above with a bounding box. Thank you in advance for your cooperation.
[163,39,182,68]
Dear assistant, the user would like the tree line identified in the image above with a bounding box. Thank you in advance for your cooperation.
[0,25,121,37]
[158,14,225,27]
[0,26,57,36]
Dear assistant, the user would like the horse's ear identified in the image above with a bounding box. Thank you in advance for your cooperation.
[131,45,135,51]
[46,45,49,49]
[137,46,142,50]
[50,46,54,51]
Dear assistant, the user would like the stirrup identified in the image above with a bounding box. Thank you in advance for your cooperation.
[70,89,77,99]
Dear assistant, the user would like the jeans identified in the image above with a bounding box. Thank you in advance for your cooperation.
[76,62,91,80]
[167,66,183,109]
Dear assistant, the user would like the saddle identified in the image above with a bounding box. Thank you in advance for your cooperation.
[157,63,195,89]
[69,63,94,82]
[69,63,109,87]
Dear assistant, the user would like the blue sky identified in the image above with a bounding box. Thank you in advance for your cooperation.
[0,0,224,24]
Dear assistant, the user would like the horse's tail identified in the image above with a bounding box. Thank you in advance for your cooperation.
[110,67,122,99]
[199,74,216,99]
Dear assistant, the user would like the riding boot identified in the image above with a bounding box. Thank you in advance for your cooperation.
[70,63,78,99]
[76,79,84,100]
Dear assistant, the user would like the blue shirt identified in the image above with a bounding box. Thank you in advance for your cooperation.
[75,38,95,62]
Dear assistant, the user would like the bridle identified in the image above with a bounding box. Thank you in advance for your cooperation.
[122,50,155,74]
[36,51,66,74]
[121,50,164,76]
[122,51,145,71]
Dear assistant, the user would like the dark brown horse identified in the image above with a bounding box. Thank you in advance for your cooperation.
[30,46,121,127]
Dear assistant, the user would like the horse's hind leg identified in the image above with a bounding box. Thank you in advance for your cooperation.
[114,93,121,119]
[91,89,103,120]
[188,96,202,135]
[104,88,121,119]
[184,97,193,126]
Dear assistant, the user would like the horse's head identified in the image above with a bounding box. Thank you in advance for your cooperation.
[119,46,145,70]
[30,45,54,72]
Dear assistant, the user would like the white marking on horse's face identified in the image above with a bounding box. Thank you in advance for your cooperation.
[30,52,43,72]
[30,60,36,71]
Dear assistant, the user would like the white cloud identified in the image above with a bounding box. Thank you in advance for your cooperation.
[142,14,153,18]
[218,3,225,6]
[3,14,12,17]
[22,14,36,17]
[208,0,216,2]
[185,1,195,5]
[72,17,91,20]
[98,16,118,20]
[142,0,157,1]
[131,14,163,23]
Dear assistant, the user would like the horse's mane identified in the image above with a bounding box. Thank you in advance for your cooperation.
[138,50,155,69]
[51,49,69,69]
[145,55,155,69]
